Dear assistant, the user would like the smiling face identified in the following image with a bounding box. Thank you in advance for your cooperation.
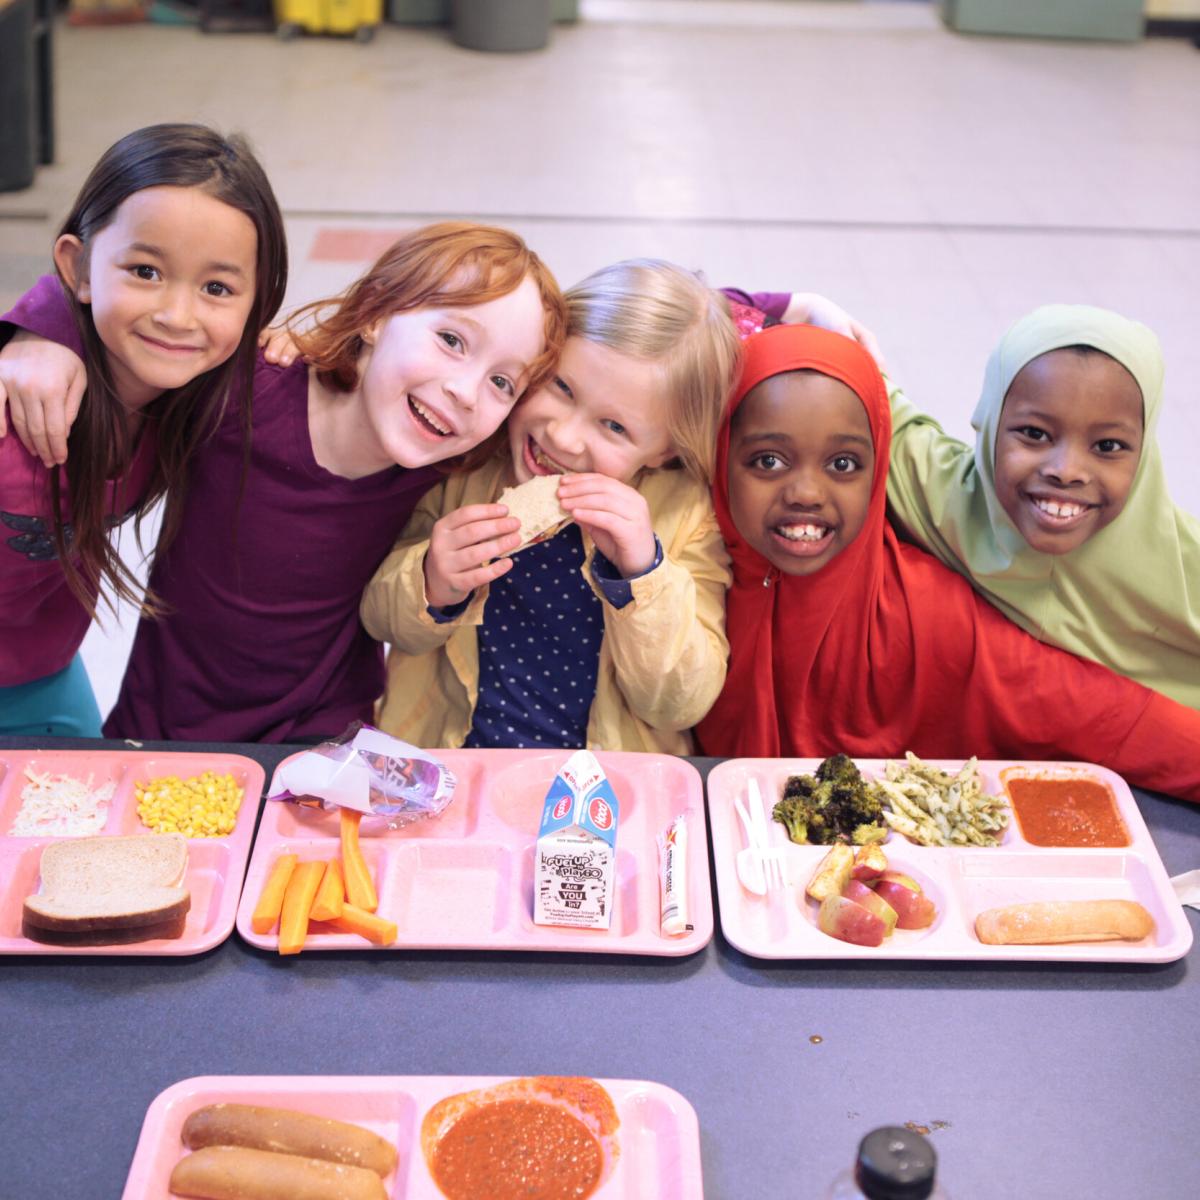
[728,370,875,576]
[54,185,259,411]
[356,274,547,470]
[507,335,676,484]
[993,348,1144,554]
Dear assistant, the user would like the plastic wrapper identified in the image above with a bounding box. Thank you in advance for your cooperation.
[267,722,455,827]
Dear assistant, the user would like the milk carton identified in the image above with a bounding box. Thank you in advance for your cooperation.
[534,750,620,930]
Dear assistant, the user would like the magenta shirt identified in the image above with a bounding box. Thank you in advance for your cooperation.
[6,276,439,740]
[1,286,158,685]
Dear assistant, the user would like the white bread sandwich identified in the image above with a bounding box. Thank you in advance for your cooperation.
[496,474,572,552]
[22,833,191,945]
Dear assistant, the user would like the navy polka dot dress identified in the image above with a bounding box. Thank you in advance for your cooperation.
[465,525,604,749]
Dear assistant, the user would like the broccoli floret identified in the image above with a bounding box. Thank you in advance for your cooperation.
[836,783,884,830]
[815,753,862,787]
[852,822,888,846]
[772,795,810,844]
[807,805,834,844]
[778,756,887,845]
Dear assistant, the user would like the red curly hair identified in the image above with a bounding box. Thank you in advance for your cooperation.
[292,220,565,402]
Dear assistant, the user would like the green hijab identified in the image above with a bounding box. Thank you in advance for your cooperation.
[886,304,1200,710]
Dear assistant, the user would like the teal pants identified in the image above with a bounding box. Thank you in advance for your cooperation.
[0,655,103,737]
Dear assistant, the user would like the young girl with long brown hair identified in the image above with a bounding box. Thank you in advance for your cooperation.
[0,123,287,736]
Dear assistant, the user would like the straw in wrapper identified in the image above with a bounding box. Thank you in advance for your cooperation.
[267,722,455,827]
[657,813,691,936]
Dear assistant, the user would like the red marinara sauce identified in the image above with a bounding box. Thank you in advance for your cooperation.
[1004,776,1129,847]
[430,1098,603,1200]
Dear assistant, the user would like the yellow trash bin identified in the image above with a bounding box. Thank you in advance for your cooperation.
[275,0,383,40]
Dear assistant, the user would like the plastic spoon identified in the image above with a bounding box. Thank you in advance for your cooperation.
[736,847,768,896]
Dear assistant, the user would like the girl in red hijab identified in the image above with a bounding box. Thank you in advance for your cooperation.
[697,324,1200,802]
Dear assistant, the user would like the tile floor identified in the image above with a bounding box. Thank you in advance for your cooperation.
[1,1,1197,718]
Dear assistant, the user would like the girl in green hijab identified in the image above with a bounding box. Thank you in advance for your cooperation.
[885,304,1200,710]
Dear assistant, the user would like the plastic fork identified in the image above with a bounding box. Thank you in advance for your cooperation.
[747,777,788,891]
[733,793,768,896]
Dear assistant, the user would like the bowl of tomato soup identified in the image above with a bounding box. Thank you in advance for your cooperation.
[421,1076,620,1200]
[1001,772,1129,848]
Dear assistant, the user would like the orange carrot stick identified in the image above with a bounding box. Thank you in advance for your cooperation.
[333,902,397,946]
[308,858,345,923]
[339,808,378,913]
[251,852,298,935]
[278,861,326,955]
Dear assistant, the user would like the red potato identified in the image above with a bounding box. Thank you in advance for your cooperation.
[818,894,890,947]
[843,880,899,935]
[873,871,937,930]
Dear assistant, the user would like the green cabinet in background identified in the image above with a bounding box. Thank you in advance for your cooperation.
[942,0,1144,41]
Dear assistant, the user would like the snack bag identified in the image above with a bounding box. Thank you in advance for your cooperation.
[267,722,455,827]
[534,750,620,930]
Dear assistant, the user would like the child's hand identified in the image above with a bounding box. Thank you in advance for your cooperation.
[258,323,304,367]
[558,473,657,577]
[424,504,523,608]
[0,331,87,468]
[783,292,887,371]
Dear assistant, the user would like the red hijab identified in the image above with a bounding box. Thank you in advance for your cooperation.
[697,325,1200,800]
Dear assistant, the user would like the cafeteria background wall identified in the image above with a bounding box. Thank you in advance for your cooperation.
[0,0,1195,720]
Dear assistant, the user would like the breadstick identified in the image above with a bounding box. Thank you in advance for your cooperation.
[182,1103,397,1176]
[975,899,1154,945]
[169,1144,387,1200]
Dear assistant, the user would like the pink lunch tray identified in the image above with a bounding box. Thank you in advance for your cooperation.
[236,749,712,956]
[708,758,1193,964]
[122,1074,704,1199]
[0,749,265,956]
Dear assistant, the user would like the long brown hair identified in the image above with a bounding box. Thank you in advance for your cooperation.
[51,123,287,617]
[291,221,566,471]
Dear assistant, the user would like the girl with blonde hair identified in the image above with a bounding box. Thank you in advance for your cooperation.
[361,258,740,752]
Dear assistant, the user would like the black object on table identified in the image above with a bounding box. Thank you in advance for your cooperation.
[2,736,1197,1199]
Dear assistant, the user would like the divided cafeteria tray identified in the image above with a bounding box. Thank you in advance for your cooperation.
[0,749,265,956]
[236,748,713,956]
[122,1074,704,1199]
[707,758,1192,964]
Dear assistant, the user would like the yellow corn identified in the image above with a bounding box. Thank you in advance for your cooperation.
[136,770,244,837]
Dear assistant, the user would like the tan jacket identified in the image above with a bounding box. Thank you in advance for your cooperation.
[360,459,731,753]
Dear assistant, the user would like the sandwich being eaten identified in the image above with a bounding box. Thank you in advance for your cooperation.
[497,474,572,553]
[22,833,191,946]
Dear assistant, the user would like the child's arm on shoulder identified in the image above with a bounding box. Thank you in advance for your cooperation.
[781,293,885,368]
[258,323,303,367]
[360,481,520,654]
[721,287,885,366]
[580,479,731,732]
[883,378,981,570]
[0,332,86,469]
[1,276,88,467]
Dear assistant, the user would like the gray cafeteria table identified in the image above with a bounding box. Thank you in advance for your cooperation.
[3,738,1198,1200]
